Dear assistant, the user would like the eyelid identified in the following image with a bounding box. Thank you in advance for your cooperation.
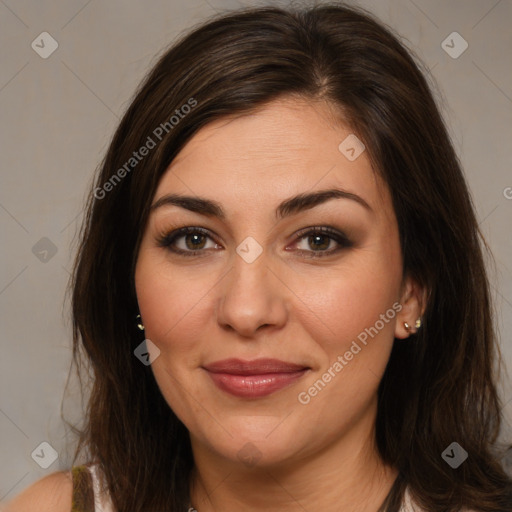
[155,226,219,252]
[155,225,353,258]
[292,225,351,243]
[287,226,353,257]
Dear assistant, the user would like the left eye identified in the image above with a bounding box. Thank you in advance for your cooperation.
[291,227,352,258]
[156,226,352,258]
[297,233,336,251]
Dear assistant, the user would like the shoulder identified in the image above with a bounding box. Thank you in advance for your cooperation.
[3,470,73,512]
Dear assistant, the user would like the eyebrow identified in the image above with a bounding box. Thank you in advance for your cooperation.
[150,188,373,220]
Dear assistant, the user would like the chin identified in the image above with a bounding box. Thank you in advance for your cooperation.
[194,414,314,469]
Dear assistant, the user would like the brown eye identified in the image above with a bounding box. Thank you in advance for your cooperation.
[184,232,207,250]
[156,227,221,256]
[292,226,353,258]
[305,233,331,251]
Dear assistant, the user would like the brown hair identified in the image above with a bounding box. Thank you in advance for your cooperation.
[66,2,512,511]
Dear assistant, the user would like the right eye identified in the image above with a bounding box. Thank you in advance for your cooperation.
[156,227,222,257]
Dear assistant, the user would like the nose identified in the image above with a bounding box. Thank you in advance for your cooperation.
[216,250,289,338]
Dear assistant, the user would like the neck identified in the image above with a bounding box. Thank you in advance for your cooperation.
[188,406,398,512]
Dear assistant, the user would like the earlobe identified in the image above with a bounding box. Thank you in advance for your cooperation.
[394,275,427,339]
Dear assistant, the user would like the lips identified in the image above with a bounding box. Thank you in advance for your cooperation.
[203,358,310,398]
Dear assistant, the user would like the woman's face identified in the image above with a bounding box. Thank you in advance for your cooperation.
[135,97,420,468]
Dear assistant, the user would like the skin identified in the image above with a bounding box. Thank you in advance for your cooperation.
[7,97,425,512]
[3,471,72,512]
[135,96,425,512]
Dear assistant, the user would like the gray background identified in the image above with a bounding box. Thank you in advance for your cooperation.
[1,0,511,500]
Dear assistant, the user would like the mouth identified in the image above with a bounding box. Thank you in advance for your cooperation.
[202,358,310,398]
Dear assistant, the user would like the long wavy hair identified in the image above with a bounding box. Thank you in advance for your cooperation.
[66,2,512,511]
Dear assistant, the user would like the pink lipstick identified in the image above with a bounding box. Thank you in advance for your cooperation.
[203,358,309,398]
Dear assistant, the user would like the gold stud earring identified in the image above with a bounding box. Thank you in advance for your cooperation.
[404,322,411,332]
[136,314,145,331]
[415,318,422,329]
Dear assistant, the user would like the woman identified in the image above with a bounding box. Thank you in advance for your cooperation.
[6,3,512,511]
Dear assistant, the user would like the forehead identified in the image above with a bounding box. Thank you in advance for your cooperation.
[153,97,391,218]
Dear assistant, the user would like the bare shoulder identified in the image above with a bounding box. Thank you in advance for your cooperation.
[3,470,73,512]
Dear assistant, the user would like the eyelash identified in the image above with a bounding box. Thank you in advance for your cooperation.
[155,226,353,259]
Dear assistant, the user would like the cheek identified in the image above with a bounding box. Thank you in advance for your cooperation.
[135,252,218,352]
[293,265,401,421]
[293,250,401,350]
[134,253,213,420]
[290,252,402,421]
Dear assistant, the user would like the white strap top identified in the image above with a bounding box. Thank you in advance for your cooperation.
[86,463,473,512]
[88,463,115,512]
[400,487,423,511]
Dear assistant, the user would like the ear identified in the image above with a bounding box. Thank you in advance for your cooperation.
[394,274,427,339]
